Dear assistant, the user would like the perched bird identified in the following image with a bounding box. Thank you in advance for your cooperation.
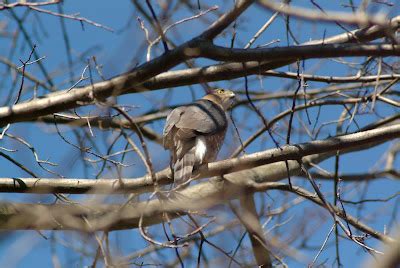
[163,89,236,188]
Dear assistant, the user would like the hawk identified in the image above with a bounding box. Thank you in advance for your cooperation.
[163,89,236,188]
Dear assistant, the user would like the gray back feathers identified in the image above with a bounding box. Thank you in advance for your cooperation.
[163,98,230,186]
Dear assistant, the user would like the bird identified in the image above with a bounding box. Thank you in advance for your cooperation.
[163,88,236,188]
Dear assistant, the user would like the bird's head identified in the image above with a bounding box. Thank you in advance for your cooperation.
[204,88,236,110]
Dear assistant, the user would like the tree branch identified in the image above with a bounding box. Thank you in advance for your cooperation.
[0,0,254,127]
[0,124,398,194]
[259,0,387,27]
[198,43,400,62]
[0,178,393,245]
[1,14,399,127]
[236,194,272,267]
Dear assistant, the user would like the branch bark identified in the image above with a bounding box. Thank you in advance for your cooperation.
[1,14,399,127]
[0,0,254,127]
[141,15,400,90]
[0,124,398,194]
[237,194,272,267]
[198,43,400,62]
[0,167,394,245]
[259,0,387,26]
[0,123,396,243]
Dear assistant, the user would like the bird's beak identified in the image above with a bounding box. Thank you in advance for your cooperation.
[228,92,237,108]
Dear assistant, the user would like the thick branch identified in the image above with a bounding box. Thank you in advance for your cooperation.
[1,13,400,127]
[0,124,398,194]
[259,0,387,26]
[0,125,396,241]
[199,43,400,62]
[264,71,400,83]
[238,194,272,267]
[0,0,253,127]
[142,15,400,90]
[0,43,188,127]
[0,173,393,245]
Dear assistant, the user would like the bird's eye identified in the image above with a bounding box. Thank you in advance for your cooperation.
[217,89,225,94]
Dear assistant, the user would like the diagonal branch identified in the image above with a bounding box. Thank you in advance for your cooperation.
[1,14,400,127]
[0,124,398,194]
[142,15,400,90]
[198,43,400,62]
[259,0,387,27]
[236,194,272,267]
[0,166,394,245]
[0,0,254,127]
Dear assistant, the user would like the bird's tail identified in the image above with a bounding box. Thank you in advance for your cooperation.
[173,147,196,187]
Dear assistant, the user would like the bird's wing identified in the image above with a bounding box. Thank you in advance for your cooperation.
[163,100,228,186]
[162,106,185,149]
[175,99,227,134]
[163,107,183,136]
[163,99,227,160]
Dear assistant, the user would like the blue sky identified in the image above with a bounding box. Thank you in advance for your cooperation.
[0,0,399,267]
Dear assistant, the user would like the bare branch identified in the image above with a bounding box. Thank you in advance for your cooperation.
[259,0,388,27]
[0,0,60,10]
[0,124,397,194]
